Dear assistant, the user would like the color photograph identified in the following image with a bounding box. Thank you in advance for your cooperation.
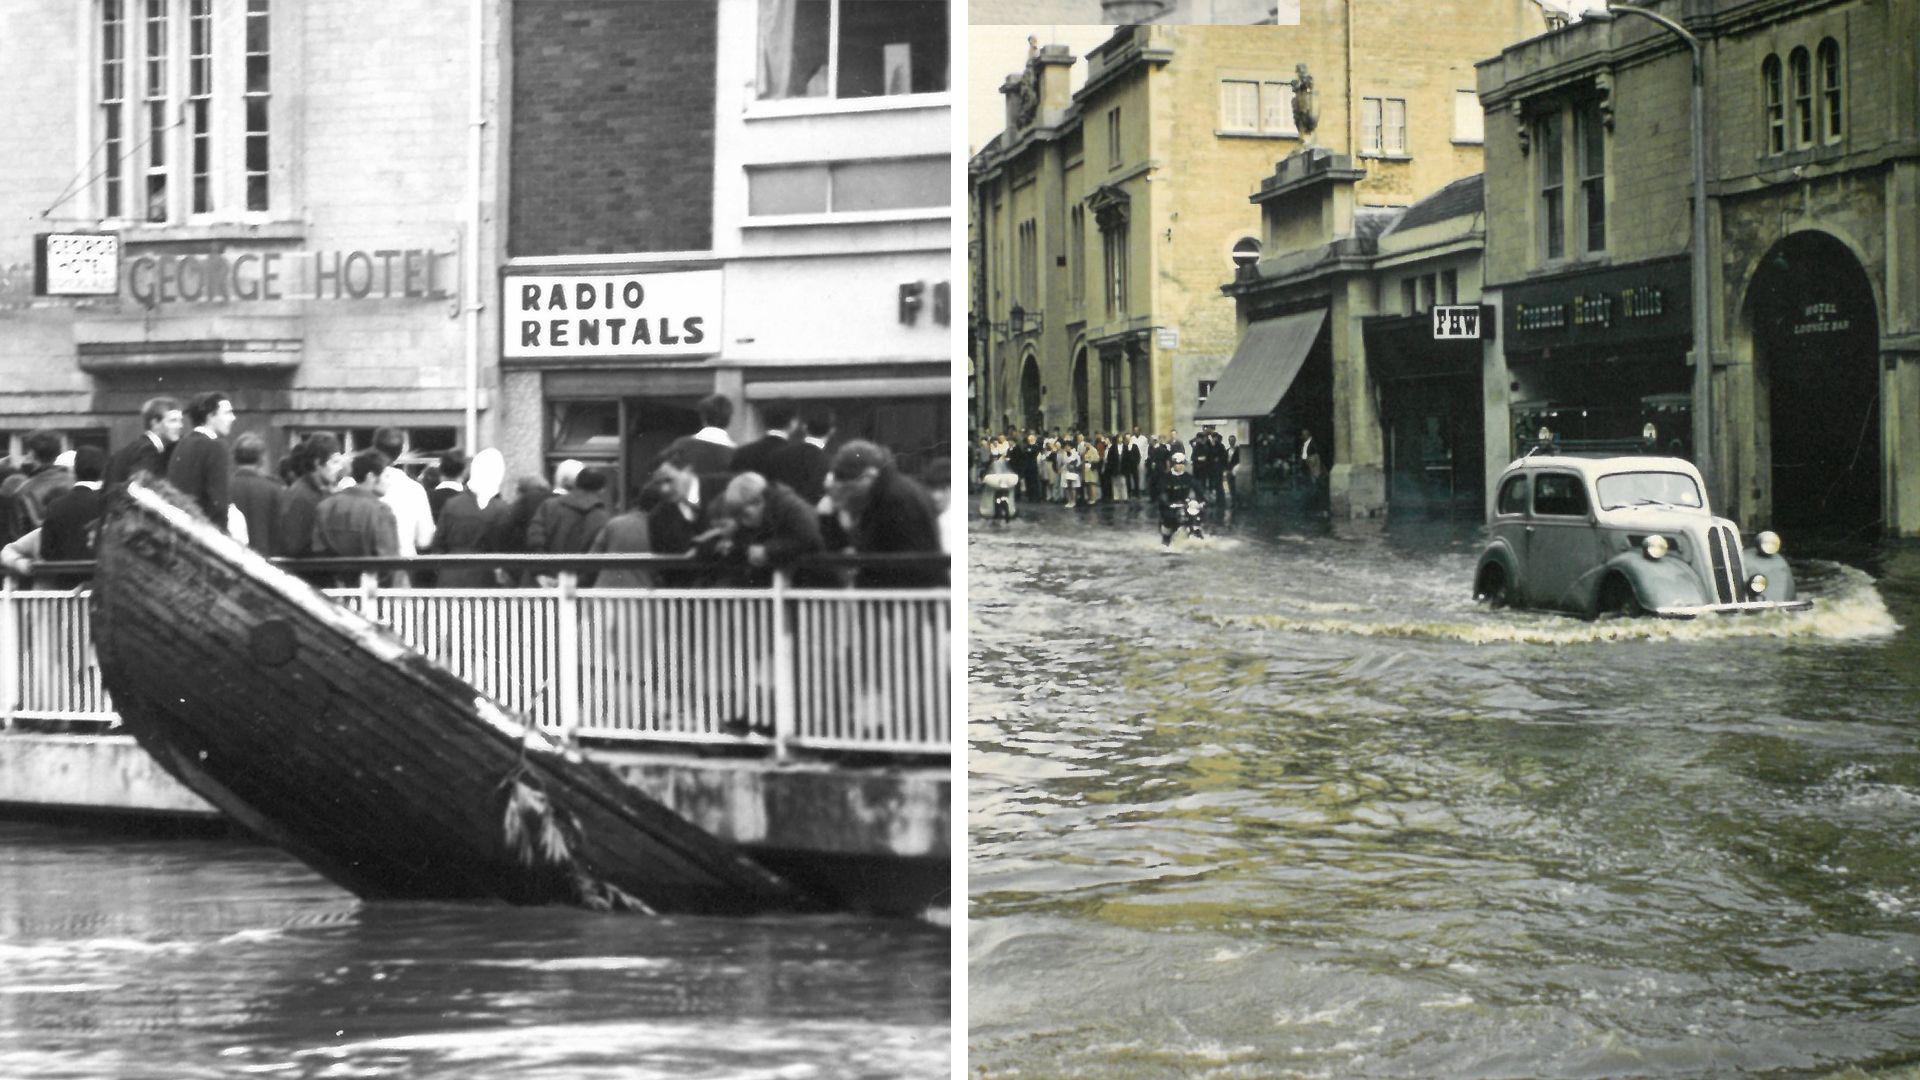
[967,1,1920,1074]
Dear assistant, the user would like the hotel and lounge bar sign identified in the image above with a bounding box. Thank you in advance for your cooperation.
[504,269,722,359]
[36,232,121,296]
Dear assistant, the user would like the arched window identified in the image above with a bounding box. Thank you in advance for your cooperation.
[1789,47,1813,147]
[1818,38,1843,143]
[1762,55,1785,155]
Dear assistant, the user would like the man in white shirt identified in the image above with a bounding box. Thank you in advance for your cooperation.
[372,428,435,558]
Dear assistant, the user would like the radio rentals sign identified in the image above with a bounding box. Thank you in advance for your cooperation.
[505,270,722,360]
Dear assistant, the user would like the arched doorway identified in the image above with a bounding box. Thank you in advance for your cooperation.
[1746,231,1880,535]
[1020,352,1043,431]
[1071,347,1090,434]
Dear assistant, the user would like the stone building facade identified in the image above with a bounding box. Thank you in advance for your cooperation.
[1478,0,1920,536]
[2,0,951,500]
[0,0,502,468]
[969,3,1546,513]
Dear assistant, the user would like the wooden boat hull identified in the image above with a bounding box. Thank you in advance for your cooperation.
[91,482,806,915]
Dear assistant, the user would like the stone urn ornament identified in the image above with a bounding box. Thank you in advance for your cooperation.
[1289,63,1319,143]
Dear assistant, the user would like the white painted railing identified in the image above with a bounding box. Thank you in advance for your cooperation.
[0,573,950,757]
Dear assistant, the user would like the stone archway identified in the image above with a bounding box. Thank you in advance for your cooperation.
[1020,352,1043,431]
[1744,230,1881,535]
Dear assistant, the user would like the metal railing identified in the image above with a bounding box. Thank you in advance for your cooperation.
[1,555,951,758]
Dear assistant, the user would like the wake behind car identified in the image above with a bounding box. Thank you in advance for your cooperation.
[1474,455,1812,620]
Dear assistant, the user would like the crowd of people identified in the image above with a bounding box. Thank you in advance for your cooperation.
[970,426,1241,511]
[2,393,948,590]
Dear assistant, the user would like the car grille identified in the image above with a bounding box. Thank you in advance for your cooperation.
[1707,525,1745,603]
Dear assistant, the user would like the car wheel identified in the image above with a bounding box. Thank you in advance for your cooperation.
[1477,565,1510,608]
[1597,574,1643,619]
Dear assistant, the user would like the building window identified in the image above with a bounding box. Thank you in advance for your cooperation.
[746,156,947,216]
[1220,79,1295,135]
[96,0,273,222]
[1762,54,1785,155]
[1384,98,1407,155]
[1453,89,1483,143]
[1103,222,1128,317]
[1400,278,1417,314]
[1221,79,1258,132]
[1230,236,1260,269]
[1575,99,1605,253]
[1441,268,1458,305]
[243,0,270,211]
[1537,111,1564,260]
[1789,47,1813,147]
[1017,218,1037,308]
[188,0,211,213]
[100,0,127,219]
[1197,379,1216,408]
[1069,205,1086,306]
[755,0,948,101]
[1107,107,1122,169]
[1818,38,1842,144]
[142,0,169,221]
[1360,96,1406,155]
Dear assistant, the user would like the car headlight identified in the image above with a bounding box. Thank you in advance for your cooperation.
[1757,530,1781,556]
[1747,573,1769,596]
[1642,535,1669,560]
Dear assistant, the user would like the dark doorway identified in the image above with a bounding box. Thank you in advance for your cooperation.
[1070,348,1090,434]
[1382,379,1484,517]
[1248,325,1335,503]
[1020,353,1043,431]
[1748,231,1881,535]
[621,398,702,502]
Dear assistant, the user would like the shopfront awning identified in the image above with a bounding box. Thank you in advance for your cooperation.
[1194,309,1326,421]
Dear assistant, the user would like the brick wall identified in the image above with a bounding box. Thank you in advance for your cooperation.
[509,0,716,256]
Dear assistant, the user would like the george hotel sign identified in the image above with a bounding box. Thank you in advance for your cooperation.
[504,270,722,360]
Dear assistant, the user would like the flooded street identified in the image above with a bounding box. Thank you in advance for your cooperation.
[969,500,1920,1078]
[0,821,947,1079]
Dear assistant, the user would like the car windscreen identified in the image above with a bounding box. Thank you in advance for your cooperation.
[1596,471,1703,510]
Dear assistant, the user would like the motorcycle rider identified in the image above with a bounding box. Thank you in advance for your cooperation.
[1159,451,1203,548]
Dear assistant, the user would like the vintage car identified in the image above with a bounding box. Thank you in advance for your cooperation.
[1473,455,1812,619]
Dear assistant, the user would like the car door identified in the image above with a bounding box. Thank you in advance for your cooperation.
[1490,472,1531,577]
[1525,470,1603,610]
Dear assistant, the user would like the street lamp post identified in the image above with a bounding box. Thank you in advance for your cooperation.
[1595,3,1712,497]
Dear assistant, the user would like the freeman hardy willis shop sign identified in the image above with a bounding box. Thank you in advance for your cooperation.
[1501,256,1691,360]
[504,270,722,360]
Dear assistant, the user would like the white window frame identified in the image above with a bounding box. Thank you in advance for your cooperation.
[749,0,951,117]
[91,0,281,227]
[1107,107,1123,169]
[1261,81,1297,135]
[1220,79,1259,132]
[1817,37,1842,145]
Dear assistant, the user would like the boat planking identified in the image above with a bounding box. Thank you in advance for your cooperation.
[90,481,808,915]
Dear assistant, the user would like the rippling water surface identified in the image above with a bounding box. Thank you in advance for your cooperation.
[0,821,947,1078]
[969,500,1920,1078]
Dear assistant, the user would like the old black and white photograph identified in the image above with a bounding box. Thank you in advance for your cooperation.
[968,0,1920,1074]
[0,0,953,1076]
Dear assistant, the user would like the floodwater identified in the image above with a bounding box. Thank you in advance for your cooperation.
[969,497,1920,1078]
[0,821,947,1079]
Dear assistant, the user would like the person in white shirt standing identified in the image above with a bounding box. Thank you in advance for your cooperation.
[372,428,436,584]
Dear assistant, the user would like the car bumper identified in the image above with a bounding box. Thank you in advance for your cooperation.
[1649,598,1814,620]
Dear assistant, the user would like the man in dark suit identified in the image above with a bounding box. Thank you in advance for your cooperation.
[654,394,736,499]
[228,432,280,555]
[166,391,236,529]
[645,451,710,586]
[428,449,467,525]
[39,447,107,582]
[730,403,798,480]
[770,407,833,505]
[826,440,945,589]
[105,396,183,490]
